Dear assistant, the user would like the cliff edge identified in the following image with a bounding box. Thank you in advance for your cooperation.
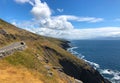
[0,19,111,83]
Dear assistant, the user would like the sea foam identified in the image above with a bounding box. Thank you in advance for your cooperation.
[67,46,120,83]
[67,47,100,69]
[101,69,120,83]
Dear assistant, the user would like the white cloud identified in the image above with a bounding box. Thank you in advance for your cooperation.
[15,0,34,5]
[15,0,29,3]
[11,21,17,26]
[30,27,120,39]
[55,15,103,23]
[12,20,120,39]
[57,8,64,12]
[31,0,51,19]
[13,0,108,40]
[77,17,103,23]
[71,27,120,39]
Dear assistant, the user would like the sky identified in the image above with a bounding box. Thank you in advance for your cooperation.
[1,0,120,40]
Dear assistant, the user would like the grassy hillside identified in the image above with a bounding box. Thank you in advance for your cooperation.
[0,19,110,83]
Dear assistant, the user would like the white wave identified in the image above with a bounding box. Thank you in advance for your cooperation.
[84,59,100,69]
[67,47,84,58]
[67,46,100,69]
[67,47,78,53]
[100,69,120,83]
[67,46,120,83]
[112,75,120,80]
[101,69,114,75]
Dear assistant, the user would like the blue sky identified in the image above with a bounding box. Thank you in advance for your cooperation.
[1,0,120,39]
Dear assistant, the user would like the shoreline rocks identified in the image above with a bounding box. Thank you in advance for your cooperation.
[60,40,111,83]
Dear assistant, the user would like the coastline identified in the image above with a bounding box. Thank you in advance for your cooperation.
[59,40,71,50]
[61,40,111,83]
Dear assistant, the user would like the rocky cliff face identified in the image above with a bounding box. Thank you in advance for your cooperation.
[0,19,111,83]
[59,41,111,83]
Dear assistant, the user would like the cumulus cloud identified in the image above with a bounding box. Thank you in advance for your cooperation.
[31,0,51,19]
[14,0,107,40]
[29,27,120,39]
[57,8,64,12]
[12,20,120,39]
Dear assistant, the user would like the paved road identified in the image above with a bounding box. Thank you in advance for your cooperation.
[0,41,26,57]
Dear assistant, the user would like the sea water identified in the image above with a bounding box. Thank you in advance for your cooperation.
[68,40,120,83]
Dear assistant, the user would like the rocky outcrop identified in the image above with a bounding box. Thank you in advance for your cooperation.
[0,29,8,35]
[59,59,111,83]
[0,41,26,58]
[59,40,71,50]
[59,41,111,83]
[42,43,111,83]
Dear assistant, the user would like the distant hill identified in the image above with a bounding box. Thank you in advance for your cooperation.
[0,19,111,83]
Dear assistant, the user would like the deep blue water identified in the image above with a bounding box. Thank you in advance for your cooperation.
[69,40,120,83]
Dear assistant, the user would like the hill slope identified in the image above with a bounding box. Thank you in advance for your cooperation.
[0,19,111,83]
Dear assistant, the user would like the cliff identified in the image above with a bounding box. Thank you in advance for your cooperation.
[0,19,111,83]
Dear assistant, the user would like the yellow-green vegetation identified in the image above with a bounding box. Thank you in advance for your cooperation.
[0,19,110,83]
[0,19,77,83]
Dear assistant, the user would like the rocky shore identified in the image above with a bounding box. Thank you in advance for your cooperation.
[60,40,111,83]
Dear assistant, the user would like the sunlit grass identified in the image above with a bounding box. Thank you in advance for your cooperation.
[0,19,92,83]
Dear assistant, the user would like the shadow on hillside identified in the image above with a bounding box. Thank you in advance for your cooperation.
[59,59,109,83]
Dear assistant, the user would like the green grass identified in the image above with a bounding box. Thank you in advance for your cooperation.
[0,18,94,83]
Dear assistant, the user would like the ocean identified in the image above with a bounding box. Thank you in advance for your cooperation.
[68,40,120,83]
